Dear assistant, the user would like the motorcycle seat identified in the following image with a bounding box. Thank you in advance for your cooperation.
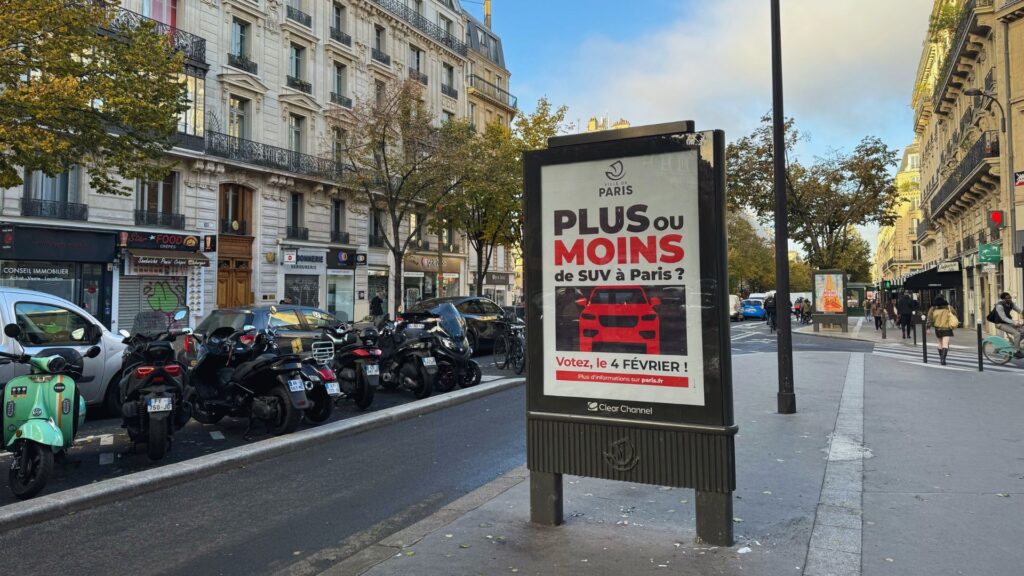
[231,353,279,383]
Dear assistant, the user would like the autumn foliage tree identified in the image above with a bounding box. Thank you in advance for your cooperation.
[0,0,189,195]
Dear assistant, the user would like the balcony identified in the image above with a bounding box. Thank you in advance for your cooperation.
[108,7,207,66]
[369,0,468,57]
[930,132,1000,218]
[330,92,353,108]
[932,0,993,114]
[467,75,517,109]
[286,5,312,28]
[441,84,458,99]
[329,27,352,47]
[286,226,309,240]
[227,53,258,74]
[22,198,88,221]
[331,230,350,244]
[206,131,347,181]
[369,236,386,248]
[135,210,185,229]
[371,48,391,66]
[221,219,248,235]
[286,75,312,94]
[409,68,428,86]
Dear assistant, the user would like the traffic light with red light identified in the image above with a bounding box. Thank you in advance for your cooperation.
[989,210,1005,232]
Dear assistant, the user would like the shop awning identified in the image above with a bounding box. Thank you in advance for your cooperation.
[902,265,962,290]
[129,249,209,267]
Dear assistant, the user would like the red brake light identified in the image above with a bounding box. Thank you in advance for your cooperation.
[317,367,336,381]
[353,348,370,357]
[163,364,182,377]
[396,316,404,323]
[134,366,155,378]
[240,335,255,345]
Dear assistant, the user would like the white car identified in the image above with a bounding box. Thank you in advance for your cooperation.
[0,287,126,414]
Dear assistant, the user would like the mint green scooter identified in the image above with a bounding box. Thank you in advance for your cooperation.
[1,323,100,499]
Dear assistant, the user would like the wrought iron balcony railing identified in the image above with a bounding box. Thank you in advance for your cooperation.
[409,68,428,85]
[467,75,517,109]
[286,226,309,240]
[329,27,352,47]
[932,0,993,108]
[206,130,347,181]
[331,230,350,243]
[221,219,248,235]
[369,0,468,56]
[107,7,207,65]
[441,83,458,99]
[22,198,88,221]
[330,92,353,108]
[228,53,258,74]
[286,5,312,28]
[371,48,391,66]
[135,210,185,229]
[286,75,312,94]
[930,132,1000,216]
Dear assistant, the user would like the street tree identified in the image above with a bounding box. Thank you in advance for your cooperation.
[329,79,474,312]
[727,114,900,274]
[0,0,188,195]
[727,211,775,294]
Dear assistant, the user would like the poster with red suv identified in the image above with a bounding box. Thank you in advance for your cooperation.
[542,151,704,406]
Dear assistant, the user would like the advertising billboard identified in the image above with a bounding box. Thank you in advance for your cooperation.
[814,271,845,314]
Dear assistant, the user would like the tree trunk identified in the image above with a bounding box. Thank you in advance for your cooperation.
[436,229,444,299]
[392,248,404,317]
[474,237,486,296]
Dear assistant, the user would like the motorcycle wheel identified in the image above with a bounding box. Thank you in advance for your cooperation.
[353,371,375,410]
[146,417,169,461]
[493,336,509,370]
[413,362,433,400]
[460,360,483,388]
[192,402,225,425]
[436,362,458,393]
[9,441,54,499]
[266,385,302,435]
[305,386,334,424]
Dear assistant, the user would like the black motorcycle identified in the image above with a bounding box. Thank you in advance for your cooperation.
[188,325,308,436]
[256,325,338,425]
[430,303,482,392]
[320,324,378,410]
[117,309,192,461]
[377,314,437,399]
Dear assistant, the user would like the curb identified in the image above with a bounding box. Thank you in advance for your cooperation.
[0,376,526,534]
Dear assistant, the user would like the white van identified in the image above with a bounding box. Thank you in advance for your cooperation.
[729,295,742,321]
[0,287,126,413]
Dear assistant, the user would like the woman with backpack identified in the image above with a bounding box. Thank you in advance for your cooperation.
[926,295,959,365]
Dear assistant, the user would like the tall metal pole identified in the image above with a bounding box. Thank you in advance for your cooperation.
[772,0,796,414]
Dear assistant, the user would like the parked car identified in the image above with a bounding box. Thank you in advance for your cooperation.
[195,305,343,356]
[404,296,507,354]
[0,287,126,414]
[577,285,661,355]
[741,299,766,320]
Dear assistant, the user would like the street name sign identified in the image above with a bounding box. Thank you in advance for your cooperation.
[523,122,736,545]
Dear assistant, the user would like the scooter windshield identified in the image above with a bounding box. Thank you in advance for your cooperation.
[131,308,189,336]
[436,303,466,341]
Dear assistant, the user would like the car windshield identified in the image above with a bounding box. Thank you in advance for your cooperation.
[196,310,254,334]
[436,303,466,340]
[131,308,189,336]
[743,300,762,307]
[589,288,646,305]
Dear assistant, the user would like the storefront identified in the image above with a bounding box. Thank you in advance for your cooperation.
[118,230,209,329]
[472,271,514,306]
[327,248,356,322]
[281,248,326,307]
[402,254,461,310]
[0,225,116,327]
[367,269,390,316]
[903,261,965,323]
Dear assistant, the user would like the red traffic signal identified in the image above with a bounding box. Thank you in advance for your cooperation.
[989,210,1005,229]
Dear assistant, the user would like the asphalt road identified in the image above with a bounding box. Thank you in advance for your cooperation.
[729,316,874,356]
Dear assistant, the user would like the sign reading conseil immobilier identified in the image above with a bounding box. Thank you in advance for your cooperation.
[523,121,736,545]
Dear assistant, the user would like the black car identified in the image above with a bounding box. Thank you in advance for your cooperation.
[405,296,508,354]
[195,305,340,358]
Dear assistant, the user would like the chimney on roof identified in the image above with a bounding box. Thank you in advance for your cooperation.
[484,0,492,28]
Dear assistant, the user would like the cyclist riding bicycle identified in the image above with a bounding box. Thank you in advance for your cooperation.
[763,293,777,331]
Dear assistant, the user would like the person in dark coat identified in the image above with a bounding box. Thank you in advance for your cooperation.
[896,292,919,338]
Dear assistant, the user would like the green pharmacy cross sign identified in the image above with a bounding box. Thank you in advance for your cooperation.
[979,244,1001,264]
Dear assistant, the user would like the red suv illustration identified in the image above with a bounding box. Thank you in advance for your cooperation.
[577,286,661,354]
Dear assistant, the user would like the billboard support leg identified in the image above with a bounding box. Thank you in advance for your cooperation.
[695,490,734,546]
[529,471,563,526]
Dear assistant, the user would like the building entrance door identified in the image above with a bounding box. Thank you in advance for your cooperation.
[217,235,253,308]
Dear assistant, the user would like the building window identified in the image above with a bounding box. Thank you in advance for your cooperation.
[289,43,304,79]
[142,0,176,27]
[178,74,204,137]
[332,3,346,31]
[288,192,304,228]
[288,114,304,153]
[370,209,387,244]
[375,79,385,107]
[334,63,347,95]
[438,15,452,36]
[409,45,424,71]
[442,63,454,88]
[332,199,346,234]
[410,213,422,241]
[442,110,454,124]
[374,25,386,52]
[332,127,347,160]
[137,172,177,215]
[231,18,250,58]
[411,0,423,15]
[228,95,249,140]
[25,168,79,203]
[494,75,503,90]
[469,102,476,125]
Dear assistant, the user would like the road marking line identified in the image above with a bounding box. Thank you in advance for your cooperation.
[99,453,114,466]
[210,431,225,440]
[99,435,113,446]
[479,375,502,382]
[899,360,968,372]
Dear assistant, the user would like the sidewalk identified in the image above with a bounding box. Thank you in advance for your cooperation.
[323,350,1024,576]
[794,316,978,349]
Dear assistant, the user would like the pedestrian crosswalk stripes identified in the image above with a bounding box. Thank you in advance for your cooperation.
[871,343,1024,375]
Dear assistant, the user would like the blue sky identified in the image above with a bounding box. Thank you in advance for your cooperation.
[464,0,933,251]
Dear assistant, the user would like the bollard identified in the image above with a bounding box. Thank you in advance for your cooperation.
[977,323,984,372]
[921,319,928,364]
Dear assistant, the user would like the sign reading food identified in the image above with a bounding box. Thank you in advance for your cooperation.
[541,152,704,406]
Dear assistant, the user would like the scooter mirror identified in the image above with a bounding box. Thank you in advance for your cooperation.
[4,323,21,339]
[118,329,131,338]
[242,324,257,333]
[85,345,102,359]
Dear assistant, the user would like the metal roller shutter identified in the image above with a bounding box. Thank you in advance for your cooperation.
[119,276,142,332]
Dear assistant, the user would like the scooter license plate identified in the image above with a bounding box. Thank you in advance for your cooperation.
[421,356,436,367]
[406,323,424,329]
[288,379,305,392]
[325,381,341,396]
[147,397,173,413]
[364,364,380,376]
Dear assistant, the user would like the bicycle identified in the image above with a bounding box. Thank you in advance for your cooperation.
[767,311,776,333]
[982,334,1022,365]
[493,322,526,374]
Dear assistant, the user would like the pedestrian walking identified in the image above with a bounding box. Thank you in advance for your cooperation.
[871,298,884,330]
[863,298,872,319]
[886,297,897,328]
[926,295,959,365]
[989,292,1024,358]
[370,291,385,325]
[897,292,917,338]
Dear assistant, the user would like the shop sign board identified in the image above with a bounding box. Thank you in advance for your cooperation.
[119,231,201,252]
[523,122,735,545]
[937,261,961,273]
[0,226,115,262]
[328,248,357,269]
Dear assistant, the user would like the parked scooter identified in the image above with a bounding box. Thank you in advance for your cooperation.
[247,323,338,425]
[117,309,192,461]
[321,324,378,410]
[377,314,437,399]
[188,324,308,436]
[430,303,481,392]
[0,324,100,498]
